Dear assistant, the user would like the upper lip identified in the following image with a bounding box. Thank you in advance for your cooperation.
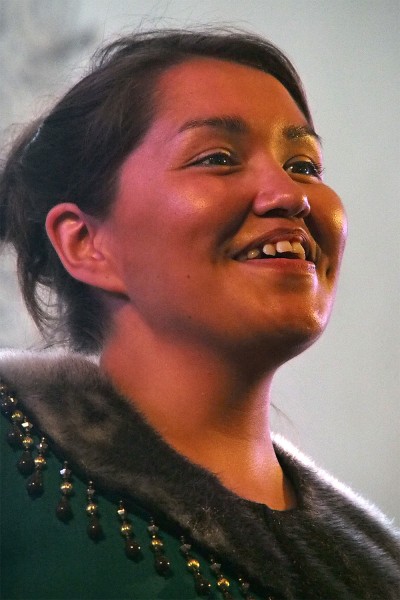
[232,227,316,262]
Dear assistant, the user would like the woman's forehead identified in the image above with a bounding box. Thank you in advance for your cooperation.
[156,58,298,111]
[147,58,312,145]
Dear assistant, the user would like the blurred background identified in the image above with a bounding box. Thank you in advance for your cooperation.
[0,0,399,523]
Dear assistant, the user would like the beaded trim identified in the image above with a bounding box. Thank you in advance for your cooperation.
[0,379,267,599]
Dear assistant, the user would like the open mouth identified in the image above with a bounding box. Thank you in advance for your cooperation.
[237,239,311,262]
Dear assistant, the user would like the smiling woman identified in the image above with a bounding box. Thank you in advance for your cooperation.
[0,29,398,600]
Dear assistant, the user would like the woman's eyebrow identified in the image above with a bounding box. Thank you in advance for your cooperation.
[177,117,322,146]
[283,124,322,146]
[177,115,249,135]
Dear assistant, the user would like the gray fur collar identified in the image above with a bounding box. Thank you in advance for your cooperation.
[1,349,399,599]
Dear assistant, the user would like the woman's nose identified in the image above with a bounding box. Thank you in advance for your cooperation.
[252,172,311,219]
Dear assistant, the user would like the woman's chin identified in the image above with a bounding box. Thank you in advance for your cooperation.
[247,312,329,363]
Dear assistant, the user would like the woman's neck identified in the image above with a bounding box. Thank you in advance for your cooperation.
[100,318,296,510]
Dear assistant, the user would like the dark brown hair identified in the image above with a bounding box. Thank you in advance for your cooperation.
[0,28,312,352]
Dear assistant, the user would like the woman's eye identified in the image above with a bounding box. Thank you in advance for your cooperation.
[285,160,324,179]
[191,151,239,167]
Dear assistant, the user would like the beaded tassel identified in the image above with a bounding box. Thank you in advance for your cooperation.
[86,481,103,540]
[26,434,48,497]
[21,417,45,497]
[237,577,256,600]
[6,404,23,448]
[35,437,49,468]
[210,558,233,600]
[15,412,35,476]
[180,536,212,596]
[56,461,74,522]
[6,419,23,448]
[147,518,171,576]
[0,382,17,416]
[1,381,26,451]
[1,381,46,497]
[117,501,142,560]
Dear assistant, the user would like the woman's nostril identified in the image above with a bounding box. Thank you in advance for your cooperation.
[253,193,311,219]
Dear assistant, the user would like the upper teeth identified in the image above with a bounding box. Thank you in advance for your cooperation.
[245,240,306,260]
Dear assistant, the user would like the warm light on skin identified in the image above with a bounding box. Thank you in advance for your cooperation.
[99,58,347,360]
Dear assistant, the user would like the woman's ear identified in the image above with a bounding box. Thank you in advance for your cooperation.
[45,203,127,295]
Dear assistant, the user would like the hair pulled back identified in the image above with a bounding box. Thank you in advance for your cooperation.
[0,28,312,352]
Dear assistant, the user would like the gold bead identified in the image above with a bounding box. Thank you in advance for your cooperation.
[22,436,34,449]
[151,537,164,550]
[34,455,47,468]
[187,558,200,571]
[217,577,230,590]
[60,481,73,495]
[11,410,24,423]
[120,522,133,537]
[86,502,98,515]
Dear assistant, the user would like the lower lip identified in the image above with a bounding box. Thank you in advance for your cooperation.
[236,258,316,274]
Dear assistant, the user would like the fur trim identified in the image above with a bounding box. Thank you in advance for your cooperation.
[272,433,397,532]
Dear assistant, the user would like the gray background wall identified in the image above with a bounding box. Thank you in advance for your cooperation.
[1,0,399,523]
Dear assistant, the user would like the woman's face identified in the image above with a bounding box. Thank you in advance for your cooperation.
[101,58,347,355]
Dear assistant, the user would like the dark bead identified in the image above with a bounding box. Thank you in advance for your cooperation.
[124,538,142,560]
[87,515,103,541]
[26,469,44,497]
[147,523,159,535]
[194,574,212,596]
[7,425,23,448]
[154,554,171,576]
[239,580,251,594]
[180,542,192,556]
[210,561,221,575]
[17,450,35,475]
[1,396,12,415]
[56,495,73,522]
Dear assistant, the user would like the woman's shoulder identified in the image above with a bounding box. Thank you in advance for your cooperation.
[0,347,101,388]
[274,433,398,532]
[273,433,400,565]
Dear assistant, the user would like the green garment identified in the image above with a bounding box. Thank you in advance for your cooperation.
[1,413,251,600]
